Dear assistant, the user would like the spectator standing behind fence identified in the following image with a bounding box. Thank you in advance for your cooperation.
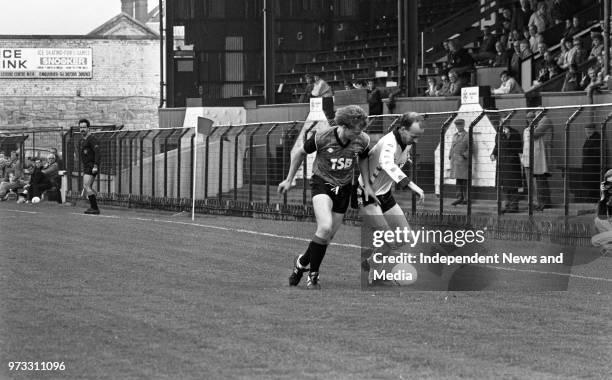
[299,74,314,103]
[449,119,469,206]
[493,70,524,94]
[366,79,383,116]
[521,111,552,211]
[491,124,523,213]
[311,73,333,98]
[79,119,101,215]
[581,124,601,203]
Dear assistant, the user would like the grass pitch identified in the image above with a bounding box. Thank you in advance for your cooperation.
[1,202,611,379]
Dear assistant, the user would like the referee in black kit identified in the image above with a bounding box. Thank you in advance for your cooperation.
[79,119,100,215]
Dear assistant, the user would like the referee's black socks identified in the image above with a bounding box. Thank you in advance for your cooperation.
[88,194,99,210]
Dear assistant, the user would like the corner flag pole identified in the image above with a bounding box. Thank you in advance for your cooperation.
[192,117,213,221]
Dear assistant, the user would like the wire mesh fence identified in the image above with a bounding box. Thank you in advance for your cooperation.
[54,103,612,243]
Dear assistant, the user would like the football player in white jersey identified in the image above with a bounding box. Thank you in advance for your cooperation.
[358,112,425,276]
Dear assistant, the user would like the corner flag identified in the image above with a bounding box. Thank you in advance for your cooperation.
[192,117,214,220]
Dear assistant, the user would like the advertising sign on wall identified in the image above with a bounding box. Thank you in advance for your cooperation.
[0,48,92,78]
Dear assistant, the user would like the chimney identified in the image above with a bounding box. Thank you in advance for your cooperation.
[121,0,134,18]
[135,0,148,23]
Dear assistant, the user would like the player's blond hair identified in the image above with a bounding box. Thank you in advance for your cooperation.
[334,105,368,130]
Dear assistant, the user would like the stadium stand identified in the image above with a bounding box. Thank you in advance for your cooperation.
[274,0,606,103]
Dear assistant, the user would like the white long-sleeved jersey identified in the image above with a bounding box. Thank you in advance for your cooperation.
[359,131,411,195]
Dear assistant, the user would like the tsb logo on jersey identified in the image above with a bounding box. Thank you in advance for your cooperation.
[330,157,353,170]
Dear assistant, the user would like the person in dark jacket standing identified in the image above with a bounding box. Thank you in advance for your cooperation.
[491,124,523,213]
[449,119,469,206]
[582,124,601,203]
[366,79,383,116]
[79,119,100,214]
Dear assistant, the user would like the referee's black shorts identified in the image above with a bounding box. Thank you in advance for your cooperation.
[310,175,352,214]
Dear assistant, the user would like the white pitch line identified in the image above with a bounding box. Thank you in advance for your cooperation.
[3,209,39,214]
[70,212,120,219]
[125,216,362,248]
[67,211,612,283]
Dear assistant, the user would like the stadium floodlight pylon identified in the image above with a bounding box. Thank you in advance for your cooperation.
[192,117,213,220]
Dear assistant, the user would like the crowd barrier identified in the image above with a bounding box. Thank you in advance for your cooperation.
[4,103,611,245]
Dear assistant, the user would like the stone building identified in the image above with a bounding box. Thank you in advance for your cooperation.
[0,11,160,133]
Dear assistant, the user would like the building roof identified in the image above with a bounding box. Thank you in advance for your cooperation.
[88,12,159,38]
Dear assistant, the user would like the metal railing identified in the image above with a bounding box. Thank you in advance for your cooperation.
[52,103,612,244]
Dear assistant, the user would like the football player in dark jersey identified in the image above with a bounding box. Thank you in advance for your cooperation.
[79,119,100,215]
[278,105,378,289]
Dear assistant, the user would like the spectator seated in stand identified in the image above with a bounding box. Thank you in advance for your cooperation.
[29,154,60,203]
[557,37,573,69]
[508,29,521,51]
[425,77,442,96]
[547,62,562,79]
[441,69,467,97]
[0,171,26,201]
[299,74,314,103]
[436,74,450,96]
[311,73,333,98]
[534,66,550,86]
[492,70,524,94]
[567,37,589,68]
[519,39,533,60]
[492,41,511,68]
[528,25,539,53]
[0,151,8,179]
[582,66,604,96]
[562,63,582,91]
[588,34,604,62]
[0,151,28,201]
[509,40,522,75]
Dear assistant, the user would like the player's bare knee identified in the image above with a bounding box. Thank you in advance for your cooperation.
[316,224,334,240]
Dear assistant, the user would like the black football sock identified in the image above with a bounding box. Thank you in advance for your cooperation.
[298,248,311,268]
[308,240,329,273]
[88,194,99,210]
